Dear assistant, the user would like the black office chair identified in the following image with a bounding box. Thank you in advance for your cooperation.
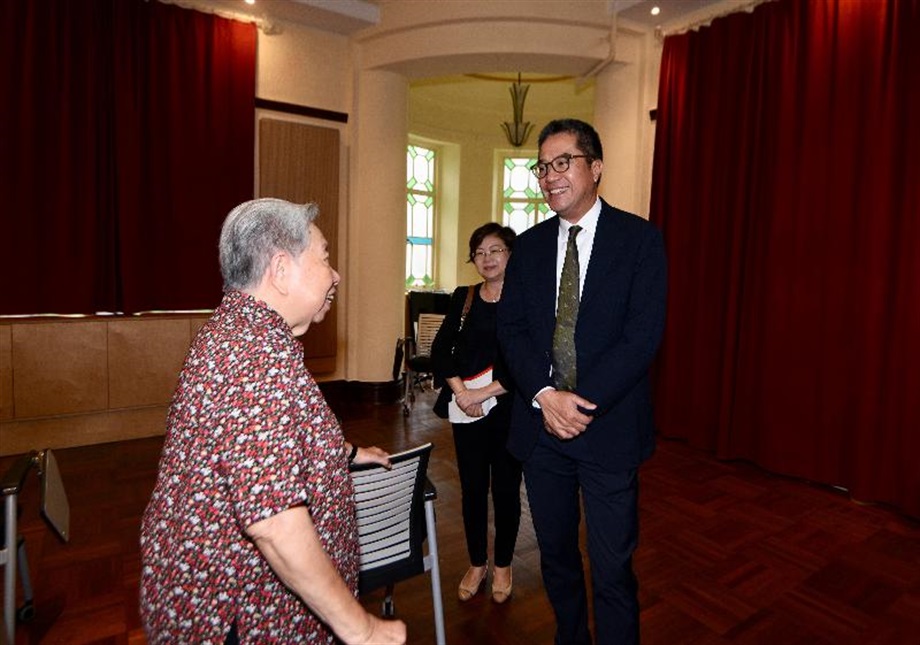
[350,443,445,645]
[400,291,450,415]
[402,313,446,415]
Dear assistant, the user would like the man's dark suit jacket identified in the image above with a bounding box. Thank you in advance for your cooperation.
[497,199,667,471]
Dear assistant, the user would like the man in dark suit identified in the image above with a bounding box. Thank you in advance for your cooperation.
[497,119,667,644]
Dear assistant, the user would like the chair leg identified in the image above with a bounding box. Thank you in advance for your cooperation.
[424,499,446,645]
[4,494,18,643]
[382,583,396,618]
[402,371,413,416]
[16,538,34,622]
[404,368,421,414]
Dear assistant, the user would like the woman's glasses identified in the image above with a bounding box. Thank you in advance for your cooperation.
[473,247,508,260]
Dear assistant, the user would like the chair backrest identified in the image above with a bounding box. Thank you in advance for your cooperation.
[415,314,445,358]
[350,443,433,594]
[405,290,450,337]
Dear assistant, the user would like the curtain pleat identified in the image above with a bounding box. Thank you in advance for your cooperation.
[0,0,255,314]
[651,0,920,518]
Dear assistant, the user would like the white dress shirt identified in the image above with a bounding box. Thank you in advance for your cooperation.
[555,197,601,311]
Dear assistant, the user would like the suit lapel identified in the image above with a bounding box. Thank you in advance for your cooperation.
[581,201,626,311]
[534,217,560,335]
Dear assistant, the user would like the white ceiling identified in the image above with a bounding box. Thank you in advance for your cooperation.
[185,0,381,34]
[184,0,736,136]
[613,0,735,30]
[189,0,734,35]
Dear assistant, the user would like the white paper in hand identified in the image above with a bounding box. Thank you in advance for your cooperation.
[448,367,497,424]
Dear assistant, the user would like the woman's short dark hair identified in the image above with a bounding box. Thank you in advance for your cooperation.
[467,222,516,263]
[537,118,604,161]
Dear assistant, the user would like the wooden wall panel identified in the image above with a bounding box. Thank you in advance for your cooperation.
[108,319,190,408]
[0,315,208,456]
[12,322,108,417]
[259,118,339,375]
[0,325,11,420]
[0,406,168,456]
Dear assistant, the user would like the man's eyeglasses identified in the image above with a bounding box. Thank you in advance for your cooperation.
[530,154,591,179]
[473,247,508,260]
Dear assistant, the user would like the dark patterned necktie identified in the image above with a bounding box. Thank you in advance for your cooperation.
[552,225,582,391]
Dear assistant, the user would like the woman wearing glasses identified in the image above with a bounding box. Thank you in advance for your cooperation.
[430,222,523,604]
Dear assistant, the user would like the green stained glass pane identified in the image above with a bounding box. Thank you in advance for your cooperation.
[502,156,549,233]
[507,211,529,234]
[408,144,435,192]
[407,144,437,287]
[406,242,433,288]
[503,158,538,197]
[410,202,430,237]
[508,165,533,194]
[413,157,431,188]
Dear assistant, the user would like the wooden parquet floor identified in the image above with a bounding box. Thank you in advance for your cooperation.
[2,388,919,644]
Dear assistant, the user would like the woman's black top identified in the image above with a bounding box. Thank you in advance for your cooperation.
[430,283,513,419]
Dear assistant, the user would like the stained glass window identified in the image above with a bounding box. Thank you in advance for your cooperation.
[406,145,436,288]
[501,156,553,233]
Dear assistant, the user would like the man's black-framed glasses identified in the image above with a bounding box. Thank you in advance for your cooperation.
[530,154,591,179]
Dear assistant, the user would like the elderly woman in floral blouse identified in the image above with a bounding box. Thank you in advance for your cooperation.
[140,199,405,644]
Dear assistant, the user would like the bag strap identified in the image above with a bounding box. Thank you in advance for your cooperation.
[457,283,479,333]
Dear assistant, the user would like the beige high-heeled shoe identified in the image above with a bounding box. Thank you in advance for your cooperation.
[458,565,488,601]
[491,565,512,603]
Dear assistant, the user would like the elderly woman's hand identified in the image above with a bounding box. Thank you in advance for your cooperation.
[352,445,392,468]
[348,615,406,644]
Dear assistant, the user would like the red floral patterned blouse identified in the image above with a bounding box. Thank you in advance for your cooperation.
[140,290,358,643]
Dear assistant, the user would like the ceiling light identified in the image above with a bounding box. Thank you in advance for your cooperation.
[500,73,534,148]
[650,6,661,16]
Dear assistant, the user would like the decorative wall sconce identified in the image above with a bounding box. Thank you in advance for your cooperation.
[500,73,534,147]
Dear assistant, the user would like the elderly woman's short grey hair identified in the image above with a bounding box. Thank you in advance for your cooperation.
[219,198,319,290]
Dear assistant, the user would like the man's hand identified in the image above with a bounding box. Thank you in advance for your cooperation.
[536,389,596,439]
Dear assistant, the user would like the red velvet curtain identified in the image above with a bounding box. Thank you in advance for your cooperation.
[0,0,255,314]
[651,0,920,518]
